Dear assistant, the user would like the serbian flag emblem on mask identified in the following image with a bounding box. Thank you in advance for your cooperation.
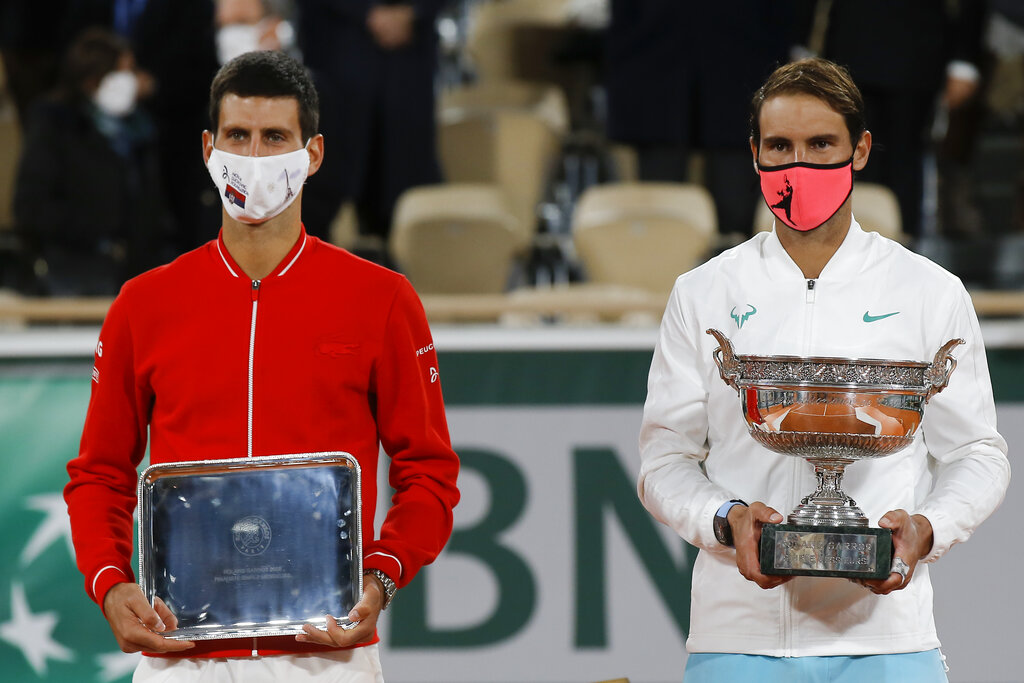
[225,184,247,208]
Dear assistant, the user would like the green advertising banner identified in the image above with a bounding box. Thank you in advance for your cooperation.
[2,333,1023,682]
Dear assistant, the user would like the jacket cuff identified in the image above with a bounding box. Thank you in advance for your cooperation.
[92,565,132,611]
[363,551,403,585]
[912,508,952,564]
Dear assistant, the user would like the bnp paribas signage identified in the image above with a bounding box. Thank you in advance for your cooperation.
[1,371,694,682]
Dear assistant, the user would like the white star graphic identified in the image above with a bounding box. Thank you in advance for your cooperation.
[0,582,74,675]
[20,492,75,567]
[96,650,141,681]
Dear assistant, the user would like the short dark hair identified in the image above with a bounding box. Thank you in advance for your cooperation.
[209,51,320,141]
[750,58,866,149]
[61,27,130,99]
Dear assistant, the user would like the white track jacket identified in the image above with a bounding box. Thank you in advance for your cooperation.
[638,220,1010,656]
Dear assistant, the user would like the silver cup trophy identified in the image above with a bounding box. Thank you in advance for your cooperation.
[707,329,963,579]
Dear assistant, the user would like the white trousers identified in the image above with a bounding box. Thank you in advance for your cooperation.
[133,645,385,683]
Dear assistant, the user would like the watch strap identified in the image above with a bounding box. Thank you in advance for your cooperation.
[365,569,397,610]
[713,498,748,547]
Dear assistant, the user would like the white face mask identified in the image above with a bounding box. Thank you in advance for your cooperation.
[206,144,310,224]
[216,23,264,65]
[93,70,138,117]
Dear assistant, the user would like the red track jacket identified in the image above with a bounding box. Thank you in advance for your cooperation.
[64,228,460,657]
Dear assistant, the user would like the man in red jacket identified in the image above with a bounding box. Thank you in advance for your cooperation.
[63,50,460,681]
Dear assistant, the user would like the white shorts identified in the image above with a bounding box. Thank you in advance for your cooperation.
[133,645,385,683]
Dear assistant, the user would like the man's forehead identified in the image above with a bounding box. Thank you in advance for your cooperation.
[759,94,845,132]
[218,94,301,129]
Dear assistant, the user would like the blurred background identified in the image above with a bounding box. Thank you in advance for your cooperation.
[4,0,1024,309]
[0,2,1022,682]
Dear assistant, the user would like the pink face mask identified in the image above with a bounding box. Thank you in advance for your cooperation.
[756,156,853,231]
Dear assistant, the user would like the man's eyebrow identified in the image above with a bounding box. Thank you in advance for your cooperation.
[260,126,294,138]
[761,135,791,146]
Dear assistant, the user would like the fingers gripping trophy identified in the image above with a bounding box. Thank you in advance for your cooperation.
[707,328,963,579]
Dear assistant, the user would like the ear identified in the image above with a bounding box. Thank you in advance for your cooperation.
[852,130,872,172]
[749,136,760,173]
[202,130,215,166]
[306,134,325,177]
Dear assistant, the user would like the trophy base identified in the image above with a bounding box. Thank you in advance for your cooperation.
[760,524,893,579]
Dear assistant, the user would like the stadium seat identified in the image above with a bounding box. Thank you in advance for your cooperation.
[753,181,904,241]
[466,0,574,82]
[440,79,570,136]
[390,184,526,294]
[437,108,561,239]
[572,182,717,294]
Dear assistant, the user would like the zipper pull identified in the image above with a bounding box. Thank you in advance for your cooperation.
[805,278,816,303]
[251,279,261,301]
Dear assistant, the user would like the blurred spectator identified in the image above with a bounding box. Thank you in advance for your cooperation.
[0,1,111,128]
[937,3,1001,240]
[295,0,446,254]
[127,0,221,253]
[13,28,171,296]
[605,0,797,238]
[215,0,298,65]
[802,0,988,238]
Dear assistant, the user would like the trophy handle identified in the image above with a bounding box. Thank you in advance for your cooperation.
[706,328,741,393]
[924,338,965,402]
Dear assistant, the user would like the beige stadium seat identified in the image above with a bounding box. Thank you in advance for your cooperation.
[573,182,717,294]
[440,79,570,136]
[753,182,904,241]
[437,108,561,240]
[391,184,526,294]
[467,0,574,82]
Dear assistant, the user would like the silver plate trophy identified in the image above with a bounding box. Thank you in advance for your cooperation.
[138,452,362,640]
[707,329,962,579]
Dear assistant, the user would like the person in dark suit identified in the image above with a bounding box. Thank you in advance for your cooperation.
[605,0,797,237]
[128,0,222,253]
[802,0,988,238]
[13,28,171,295]
[295,0,446,251]
[0,0,111,128]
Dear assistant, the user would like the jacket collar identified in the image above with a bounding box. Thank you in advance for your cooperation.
[214,225,310,279]
[762,217,871,282]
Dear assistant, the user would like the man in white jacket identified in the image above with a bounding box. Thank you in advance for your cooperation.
[638,58,1010,682]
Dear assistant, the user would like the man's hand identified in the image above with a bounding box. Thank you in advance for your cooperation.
[297,574,385,647]
[729,501,792,590]
[857,510,933,595]
[367,5,415,50]
[102,582,194,653]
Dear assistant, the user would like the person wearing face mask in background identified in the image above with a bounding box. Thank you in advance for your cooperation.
[12,27,171,295]
[638,58,1009,682]
[64,50,459,682]
[214,0,298,66]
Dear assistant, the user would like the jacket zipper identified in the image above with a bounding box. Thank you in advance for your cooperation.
[803,278,816,351]
[784,278,818,654]
[248,279,260,459]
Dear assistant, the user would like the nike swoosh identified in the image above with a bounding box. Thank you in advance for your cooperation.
[863,311,900,323]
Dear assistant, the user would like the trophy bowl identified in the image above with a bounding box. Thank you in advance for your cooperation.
[706,329,963,578]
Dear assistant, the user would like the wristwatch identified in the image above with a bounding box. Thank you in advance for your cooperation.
[364,569,397,610]
[713,499,748,547]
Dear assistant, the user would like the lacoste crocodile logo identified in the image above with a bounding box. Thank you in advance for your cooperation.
[731,304,757,329]
[863,311,900,323]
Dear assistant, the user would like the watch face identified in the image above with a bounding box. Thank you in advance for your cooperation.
[714,500,745,547]
[714,514,730,546]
